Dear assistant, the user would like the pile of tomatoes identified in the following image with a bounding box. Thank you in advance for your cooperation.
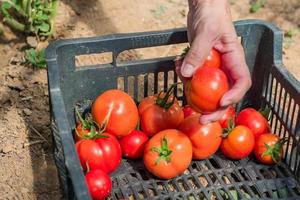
[73,49,286,200]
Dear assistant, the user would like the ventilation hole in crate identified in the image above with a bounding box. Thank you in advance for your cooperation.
[274,81,282,112]
[230,172,240,182]
[116,43,189,62]
[277,164,290,177]
[278,87,286,117]
[183,168,191,175]
[190,162,199,172]
[238,168,250,181]
[250,185,261,198]
[168,70,175,85]
[269,168,278,178]
[177,80,184,97]
[156,181,167,194]
[263,191,272,198]
[222,175,231,184]
[137,169,149,181]
[117,77,125,91]
[271,114,278,134]
[188,177,199,189]
[158,72,164,92]
[127,76,135,99]
[187,193,197,200]
[167,181,177,192]
[200,162,210,171]
[137,74,145,102]
[240,185,252,198]
[289,146,298,171]
[208,173,219,184]
[209,158,221,169]
[147,73,155,96]
[147,187,156,197]
[75,52,113,67]
[177,179,189,191]
[286,137,294,165]
[291,103,299,132]
[197,191,207,200]
[198,175,209,187]
[137,191,145,199]
[292,187,300,195]
[116,49,140,63]
[259,168,272,179]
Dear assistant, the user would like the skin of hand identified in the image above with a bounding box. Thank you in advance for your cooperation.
[176,0,252,124]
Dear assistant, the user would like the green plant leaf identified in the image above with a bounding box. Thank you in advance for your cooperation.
[37,23,50,32]
[25,48,46,68]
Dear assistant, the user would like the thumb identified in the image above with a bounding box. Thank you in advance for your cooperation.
[181,34,213,77]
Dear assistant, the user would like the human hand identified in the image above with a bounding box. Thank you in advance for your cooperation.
[176,0,252,124]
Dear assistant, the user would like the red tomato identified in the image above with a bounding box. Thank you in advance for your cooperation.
[236,108,270,139]
[254,133,285,165]
[179,114,222,159]
[185,66,229,113]
[219,106,236,129]
[220,125,255,160]
[85,169,112,200]
[139,85,184,136]
[202,49,221,68]
[76,133,121,173]
[143,129,192,179]
[119,130,148,159]
[92,90,139,138]
[182,105,198,118]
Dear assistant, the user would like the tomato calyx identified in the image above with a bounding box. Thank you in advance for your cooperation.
[262,138,288,163]
[222,117,235,138]
[151,136,172,164]
[75,106,114,140]
[75,106,95,133]
[156,83,181,109]
[258,106,272,121]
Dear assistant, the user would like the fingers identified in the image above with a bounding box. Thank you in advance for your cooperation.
[174,59,189,84]
[199,107,228,124]
[181,33,214,78]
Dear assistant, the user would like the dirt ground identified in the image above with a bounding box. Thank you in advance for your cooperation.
[0,0,299,199]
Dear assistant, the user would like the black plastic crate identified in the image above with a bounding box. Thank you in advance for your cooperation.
[46,19,300,200]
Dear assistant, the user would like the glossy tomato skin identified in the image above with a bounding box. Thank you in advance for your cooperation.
[182,105,198,118]
[179,114,222,159]
[254,133,282,165]
[143,129,192,179]
[219,106,236,129]
[220,125,255,160]
[92,90,139,138]
[139,94,184,136]
[85,169,112,200]
[186,66,229,113]
[236,108,270,139]
[119,130,148,159]
[201,49,221,68]
[76,133,121,173]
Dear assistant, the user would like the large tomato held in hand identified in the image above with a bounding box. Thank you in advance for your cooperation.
[220,125,255,160]
[219,106,236,129]
[236,108,270,139]
[179,114,222,159]
[254,133,286,165]
[92,90,139,138]
[202,48,221,68]
[76,133,121,173]
[143,129,192,179]
[85,169,112,200]
[139,84,184,136]
[120,130,148,159]
[185,66,229,113]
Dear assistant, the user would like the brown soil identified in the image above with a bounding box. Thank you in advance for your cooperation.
[0,0,299,199]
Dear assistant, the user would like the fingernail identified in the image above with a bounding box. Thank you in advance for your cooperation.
[181,63,195,77]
